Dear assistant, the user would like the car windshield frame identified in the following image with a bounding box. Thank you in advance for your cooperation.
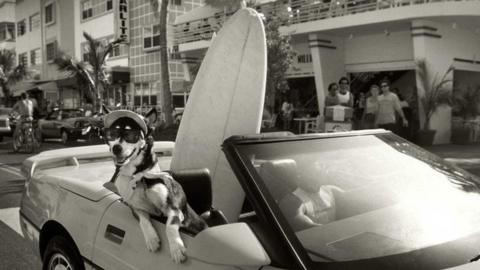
[223,131,480,270]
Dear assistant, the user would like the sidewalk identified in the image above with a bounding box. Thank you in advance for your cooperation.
[425,144,480,175]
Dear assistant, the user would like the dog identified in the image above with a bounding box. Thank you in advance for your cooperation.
[103,106,207,263]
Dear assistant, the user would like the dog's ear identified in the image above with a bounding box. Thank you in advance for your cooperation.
[144,107,157,127]
[102,104,111,114]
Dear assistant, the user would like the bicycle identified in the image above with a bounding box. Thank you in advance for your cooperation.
[13,118,41,154]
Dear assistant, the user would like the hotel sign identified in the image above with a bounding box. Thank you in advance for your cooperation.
[115,0,129,43]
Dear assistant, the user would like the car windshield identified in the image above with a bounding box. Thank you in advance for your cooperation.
[235,133,480,263]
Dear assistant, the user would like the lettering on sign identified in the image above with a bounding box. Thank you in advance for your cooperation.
[116,0,130,43]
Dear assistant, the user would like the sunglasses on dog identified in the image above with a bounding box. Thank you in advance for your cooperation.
[105,128,142,143]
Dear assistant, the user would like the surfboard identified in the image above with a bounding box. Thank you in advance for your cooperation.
[170,8,267,222]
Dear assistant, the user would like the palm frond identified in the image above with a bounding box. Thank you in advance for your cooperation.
[416,59,453,129]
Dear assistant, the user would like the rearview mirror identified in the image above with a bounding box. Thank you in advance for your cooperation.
[187,223,271,267]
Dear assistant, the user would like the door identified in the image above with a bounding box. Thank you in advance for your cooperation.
[91,199,241,270]
[39,110,59,138]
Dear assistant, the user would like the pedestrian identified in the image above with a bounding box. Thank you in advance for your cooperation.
[281,98,294,131]
[375,79,408,134]
[362,84,380,129]
[325,83,339,107]
[337,77,353,107]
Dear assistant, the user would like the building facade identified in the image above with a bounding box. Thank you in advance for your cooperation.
[128,0,203,114]
[11,0,204,113]
[173,0,480,144]
[0,0,16,51]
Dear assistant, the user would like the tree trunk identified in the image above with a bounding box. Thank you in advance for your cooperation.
[159,0,174,126]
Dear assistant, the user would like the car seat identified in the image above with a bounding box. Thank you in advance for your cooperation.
[171,168,228,227]
[257,159,298,203]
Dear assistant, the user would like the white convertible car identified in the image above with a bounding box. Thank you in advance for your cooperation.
[19,130,480,270]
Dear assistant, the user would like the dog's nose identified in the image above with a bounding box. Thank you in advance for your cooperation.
[112,144,122,156]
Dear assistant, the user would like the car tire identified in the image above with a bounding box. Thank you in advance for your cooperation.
[43,235,85,270]
[0,135,3,142]
[61,130,70,145]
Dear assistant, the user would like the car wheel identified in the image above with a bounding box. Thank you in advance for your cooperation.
[43,236,85,270]
[61,130,70,145]
[0,135,3,142]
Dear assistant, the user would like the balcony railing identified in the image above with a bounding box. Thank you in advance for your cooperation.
[173,0,473,46]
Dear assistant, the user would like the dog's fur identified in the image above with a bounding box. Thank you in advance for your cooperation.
[104,106,207,263]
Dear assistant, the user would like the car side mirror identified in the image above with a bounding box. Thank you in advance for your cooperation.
[187,223,271,267]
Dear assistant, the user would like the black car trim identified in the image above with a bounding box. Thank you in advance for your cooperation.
[83,256,104,270]
[223,142,312,270]
[19,211,40,231]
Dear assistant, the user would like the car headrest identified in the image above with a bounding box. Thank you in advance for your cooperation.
[171,168,212,215]
[258,159,298,201]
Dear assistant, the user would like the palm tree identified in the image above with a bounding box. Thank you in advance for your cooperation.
[149,0,174,126]
[0,49,29,106]
[54,32,123,112]
[54,50,96,105]
[83,32,124,112]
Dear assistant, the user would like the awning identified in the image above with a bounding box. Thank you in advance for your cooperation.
[36,81,58,91]
[109,66,130,84]
[10,81,37,96]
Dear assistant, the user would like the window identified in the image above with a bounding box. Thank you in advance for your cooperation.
[46,41,57,62]
[29,13,40,31]
[17,20,26,37]
[45,3,55,25]
[30,49,41,65]
[106,0,113,10]
[82,0,93,20]
[18,52,28,67]
[0,23,15,41]
[297,54,312,63]
[143,25,160,50]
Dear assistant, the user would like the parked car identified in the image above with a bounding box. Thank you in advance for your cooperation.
[0,107,13,141]
[38,109,99,144]
[19,130,480,269]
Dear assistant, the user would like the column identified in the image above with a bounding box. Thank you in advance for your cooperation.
[309,33,345,115]
[412,19,453,144]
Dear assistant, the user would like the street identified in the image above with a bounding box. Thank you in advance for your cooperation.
[0,137,96,269]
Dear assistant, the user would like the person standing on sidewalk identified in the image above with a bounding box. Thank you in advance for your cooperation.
[337,77,354,108]
[375,79,408,134]
[281,98,294,131]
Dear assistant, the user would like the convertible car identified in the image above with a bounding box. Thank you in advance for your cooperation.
[19,130,480,270]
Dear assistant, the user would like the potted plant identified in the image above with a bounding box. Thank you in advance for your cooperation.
[415,60,452,146]
[451,86,480,144]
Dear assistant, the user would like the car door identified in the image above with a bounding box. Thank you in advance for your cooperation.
[39,111,59,137]
[91,199,242,270]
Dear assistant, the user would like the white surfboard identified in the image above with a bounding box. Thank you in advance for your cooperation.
[170,8,267,222]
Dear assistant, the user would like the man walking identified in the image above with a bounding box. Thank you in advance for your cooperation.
[376,79,408,134]
[11,93,35,147]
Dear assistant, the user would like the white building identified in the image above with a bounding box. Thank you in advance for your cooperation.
[0,0,15,51]
[173,0,480,144]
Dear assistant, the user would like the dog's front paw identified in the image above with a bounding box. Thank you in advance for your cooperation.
[170,243,187,263]
[146,235,161,252]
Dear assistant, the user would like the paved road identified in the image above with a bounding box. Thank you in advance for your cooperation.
[0,137,97,269]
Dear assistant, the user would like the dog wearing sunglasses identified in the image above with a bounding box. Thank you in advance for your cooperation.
[103,106,207,263]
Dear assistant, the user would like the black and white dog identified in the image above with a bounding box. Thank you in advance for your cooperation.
[103,106,207,263]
